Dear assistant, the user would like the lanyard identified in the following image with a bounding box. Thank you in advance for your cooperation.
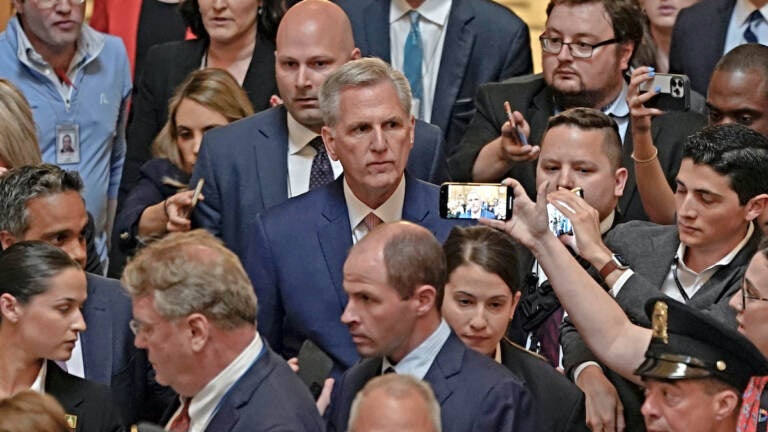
[671,257,691,302]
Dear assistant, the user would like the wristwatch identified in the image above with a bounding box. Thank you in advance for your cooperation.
[599,254,630,280]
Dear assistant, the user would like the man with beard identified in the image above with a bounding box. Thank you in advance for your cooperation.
[448,0,705,222]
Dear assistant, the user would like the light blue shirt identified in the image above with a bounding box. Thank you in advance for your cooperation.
[381,319,451,379]
[0,17,132,262]
[724,0,768,53]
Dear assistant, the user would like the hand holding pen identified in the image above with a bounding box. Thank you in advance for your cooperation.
[498,101,539,163]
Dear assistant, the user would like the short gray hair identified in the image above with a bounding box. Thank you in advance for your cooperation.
[347,374,441,432]
[122,230,257,329]
[319,57,412,127]
[0,164,83,237]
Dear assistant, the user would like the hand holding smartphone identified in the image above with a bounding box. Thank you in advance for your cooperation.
[440,182,513,220]
[546,187,583,236]
[504,101,528,146]
[183,178,205,218]
[638,73,691,111]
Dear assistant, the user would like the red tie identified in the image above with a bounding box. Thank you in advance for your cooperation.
[168,397,191,432]
[363,212,382,232]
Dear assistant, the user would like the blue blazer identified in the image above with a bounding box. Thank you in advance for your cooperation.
[244,174,461,372]
[669,0,735,95]
[162,343,324,432]
[83,273,172,424]
[334,0,532,153]
[191,105,448,260]
[325,332,537,432]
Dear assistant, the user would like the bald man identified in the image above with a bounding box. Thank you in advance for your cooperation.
[190,0,448,260]
[347,375,441,432]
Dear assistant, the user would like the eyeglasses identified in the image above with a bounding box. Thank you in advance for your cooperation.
[539,36,619,59]
[741,283,768,309]
[129,319,153,336]
[32,0,85,9]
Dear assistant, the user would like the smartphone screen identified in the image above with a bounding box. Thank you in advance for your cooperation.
[440,183,513,220]
[546,188,583,236]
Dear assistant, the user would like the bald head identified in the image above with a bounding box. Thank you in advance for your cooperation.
[349,222,446,307]
[274,0,360,131]
[347,375,442,432]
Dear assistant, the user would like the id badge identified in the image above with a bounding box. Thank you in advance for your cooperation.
[56,123,80,164]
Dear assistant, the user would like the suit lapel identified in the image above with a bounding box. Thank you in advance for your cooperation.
[618,123,637,215]
[528,87,555,145]
[402,175,434,233]
[424,333,463,404]
[255,107,290,210]
[168,41,206,91]
[81,274,112,385]
[431,1,474,133]
[318,178,354,310]
[362,1,392,61]
[46,361,85,432]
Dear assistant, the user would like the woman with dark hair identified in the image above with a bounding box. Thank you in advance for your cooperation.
[0,242,123,431]
[441,226,588,432]
[122,0,283,197]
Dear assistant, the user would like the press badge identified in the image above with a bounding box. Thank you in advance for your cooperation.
[56,123,80,164]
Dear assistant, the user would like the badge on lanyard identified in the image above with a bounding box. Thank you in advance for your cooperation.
[56,123,80,165]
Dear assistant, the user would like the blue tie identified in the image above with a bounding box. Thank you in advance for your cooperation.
[403,10,423,118]
[744,9,763,43]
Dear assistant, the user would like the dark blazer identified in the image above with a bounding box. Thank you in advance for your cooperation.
[499,339,588,432]
[448,74,706,222]
[121,36,277,199]
[115,158,188,254]
[325,331,536,432]
[161,344,324,432]
[245,174,462,372]
[46,361,125,432]
[560,220,760,431]
[191,105,448,260]
[669,0,735,95]
[83,273,172,424]
[335,0,532,154]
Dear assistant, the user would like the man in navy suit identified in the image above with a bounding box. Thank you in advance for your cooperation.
[325,221,535,432]
[123,230,324,432]
[670,0,768,95]
[0,164,171,424]
[190,0,447,261]
[334,0,532,153]
[245,58,462,372]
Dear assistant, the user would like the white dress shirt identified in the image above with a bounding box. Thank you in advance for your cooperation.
[381,320,451,379]
[344,175,406,244]
[724,0,768,53]
[286,113,343,198]
[389,0,453,122]
[30,361,48,393]
[167,333,264,432]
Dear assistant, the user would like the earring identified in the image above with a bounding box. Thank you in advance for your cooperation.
[258,6,263,15]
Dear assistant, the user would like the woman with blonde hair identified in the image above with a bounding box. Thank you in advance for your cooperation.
[115,68,254,255]
[0,79,41,174]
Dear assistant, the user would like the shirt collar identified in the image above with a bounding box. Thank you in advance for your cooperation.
[602,81,630,119]
[390,0,452,26]
[599,210,616,235]
[186,333,264,430]
[287,112,321,155]
[676,222,755,274]
[343,174,406,231]
[30,361,47,393]
[381,320,452,379]
[734,0,768,25]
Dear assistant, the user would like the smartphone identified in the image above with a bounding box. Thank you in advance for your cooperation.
[546,187,583,237]
[189,178,205,209]
[440,182,513,220]
[297,339,334,400]
[639,73,691,111]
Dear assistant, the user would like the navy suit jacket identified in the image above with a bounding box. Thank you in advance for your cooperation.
[83,273,172,424]
[162,343,324,432]
[46,361,125,432]
[325,332,536,432]
[191,105,448,260]
[669,0,735,95]
[335,0,532,154]
[245,174,462,371]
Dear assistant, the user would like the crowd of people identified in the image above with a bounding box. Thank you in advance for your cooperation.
[0,0,767,430]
